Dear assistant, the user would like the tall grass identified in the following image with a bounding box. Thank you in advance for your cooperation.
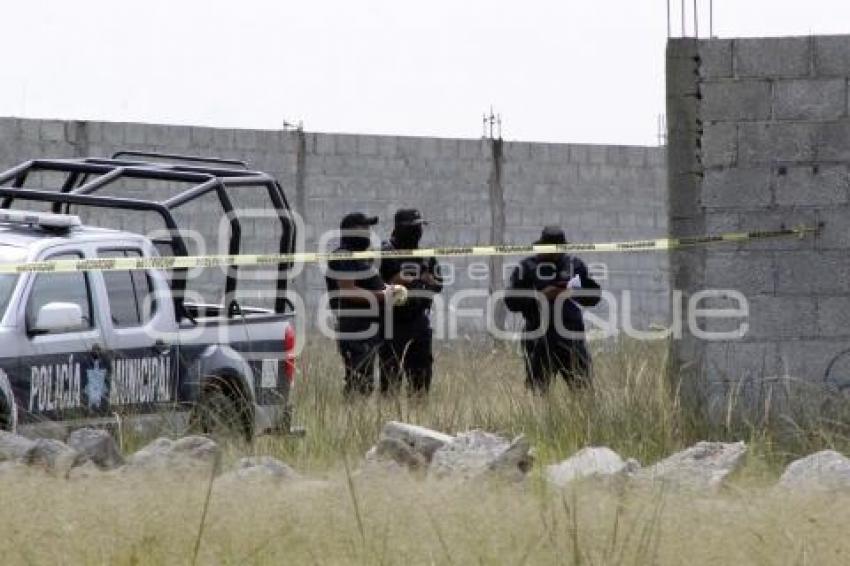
[2,338,849,565]
[264,337,849,474]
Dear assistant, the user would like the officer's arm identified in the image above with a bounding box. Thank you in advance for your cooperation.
[422,257,443,293]
[337,278,390,304]
[572,261,602,308]
[381,257,416,286]
[504,264,536,312]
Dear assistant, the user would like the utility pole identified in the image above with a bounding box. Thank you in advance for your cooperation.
[482,106,502,140]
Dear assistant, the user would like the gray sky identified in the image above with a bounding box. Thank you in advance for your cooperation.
[1,1,848,146]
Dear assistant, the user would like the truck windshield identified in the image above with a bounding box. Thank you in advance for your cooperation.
[0,247,25,320]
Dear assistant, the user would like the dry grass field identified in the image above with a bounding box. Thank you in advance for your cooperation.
[1,338,849,565]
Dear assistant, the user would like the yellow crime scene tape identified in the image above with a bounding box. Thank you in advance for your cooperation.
[0,225,819,275]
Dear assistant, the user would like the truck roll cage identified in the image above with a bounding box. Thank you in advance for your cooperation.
[0,153,297,318]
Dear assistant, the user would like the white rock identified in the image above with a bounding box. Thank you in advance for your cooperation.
[778,450,850,491]
[487,435,534,481]
[229,456,299,482]
[637,441,747,490]
[68,428,124,470]
[429,430,532,481]
[380,422,453,460]
[546,447,639,488]
[0,431,35,461]
[22,438,87,477]
[126,436,219,472]
[365,421,453,470]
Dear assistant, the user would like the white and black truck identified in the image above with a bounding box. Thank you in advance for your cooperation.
[0,153,298,440]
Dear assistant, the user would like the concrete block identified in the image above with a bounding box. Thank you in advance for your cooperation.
[701,122,737,168]
[730,209,818,252]
[422,137,442,160]
[356,135,378,156]
[773,79,846,121]
[704,211,740,234]
[377,136,398,158]
[703,341,779,383]
[647,147,667,168]
[704,252,774,294]
[702,168,772,209]
[234,129,258,150]
[699,39,733,79]
[668,172,703,219]
[817,296,850,337]
[701,80,772,121]
[84,121,103,144]
[315,134,335,155]
[746,295,817,339]
[667,50,700,97]
[458,139,488,161]
[734,37,811,78]
[587,145,608,165]
[814,35,850,76]
[737,122,818,164]
[776,339,847,382]
[335,134,357,156]
[529,143,551,162]
[624,146,648,167]
[815,207,850,250]
[124,123,146,145]
[143,124,168,147]
[776,251,850,294]
[553,163,579,186]
[547,144,571,164]
[190,127,214,148]
[19,119,40,142]
[212,128,235,150]
[775,164,849,206]
[0,118,21,141]
[168,125,192,149]
[569,145,589,163]
[504,142,531,161]
[39,120,66,143]
[438,138,460,159]
[815,120,850,162]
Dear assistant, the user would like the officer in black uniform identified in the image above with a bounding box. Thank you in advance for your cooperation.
[325,212,403,397]
[379,209,442,396]
[505,226,601,392]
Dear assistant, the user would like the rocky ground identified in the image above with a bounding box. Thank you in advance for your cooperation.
[3,421,849,493]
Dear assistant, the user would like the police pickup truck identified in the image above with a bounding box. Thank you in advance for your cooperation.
[0,153,298,440]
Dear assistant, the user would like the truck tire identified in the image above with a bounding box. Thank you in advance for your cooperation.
[196,378,252,443]
[0,392,11,431]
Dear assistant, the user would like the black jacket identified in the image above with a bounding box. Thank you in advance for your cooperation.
[379,239,442,322]
[505,255,601,335]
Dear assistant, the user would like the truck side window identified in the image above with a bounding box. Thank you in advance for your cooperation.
[100,249,156,327]
[26,254,94,333]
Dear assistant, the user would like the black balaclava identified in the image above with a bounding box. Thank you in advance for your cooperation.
[340,228,373,251]
[392,224,423,249]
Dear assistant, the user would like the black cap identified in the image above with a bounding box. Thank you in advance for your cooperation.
[394,208,428,227]
[535,226,567,245]
[340,212,379,230]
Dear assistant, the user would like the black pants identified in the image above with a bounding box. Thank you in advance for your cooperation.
[379,316,433,396]
[338,337,381,397]
[522,335,591,393]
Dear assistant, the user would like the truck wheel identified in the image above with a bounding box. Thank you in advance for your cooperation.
[0,392,11,431]
[196,379,252,443]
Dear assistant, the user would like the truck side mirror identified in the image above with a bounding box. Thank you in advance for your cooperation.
[32,302,84,334]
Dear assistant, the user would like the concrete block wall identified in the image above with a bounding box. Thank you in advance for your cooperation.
[667,35,850,414]
[0,117,669,335]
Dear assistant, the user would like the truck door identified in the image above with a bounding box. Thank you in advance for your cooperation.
[17,250,106,424]
[96,248,179,417]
